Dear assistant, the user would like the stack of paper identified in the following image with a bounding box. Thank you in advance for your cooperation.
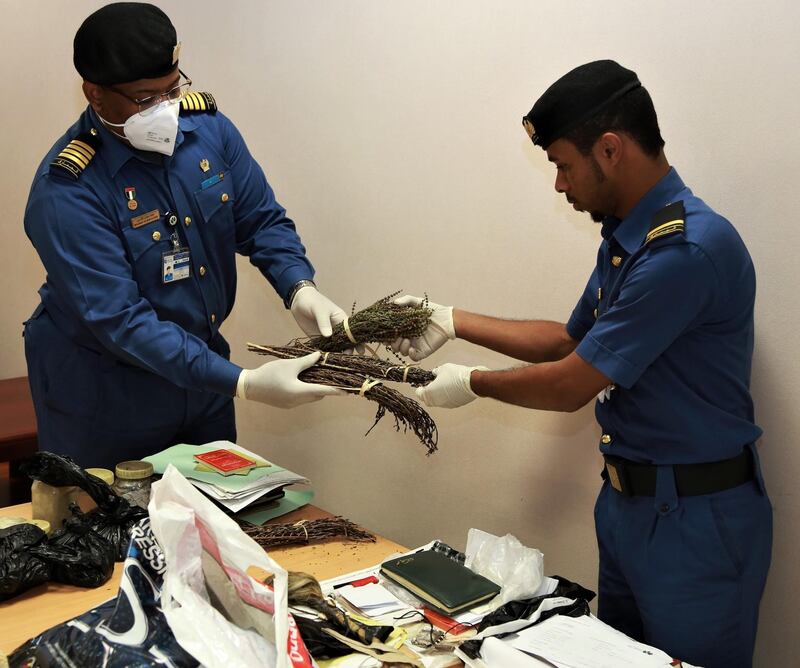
[143,441,308,513]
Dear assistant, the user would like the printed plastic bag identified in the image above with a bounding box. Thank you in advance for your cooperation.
[148,465,312,668]
[464,528,544,609]
[8,517,199,667]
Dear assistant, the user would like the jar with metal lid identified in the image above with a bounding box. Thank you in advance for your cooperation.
[112,460,154,509]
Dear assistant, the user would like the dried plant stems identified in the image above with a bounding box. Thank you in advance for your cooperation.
[237,516,375,548]
[248,343,435,387]
[300,291,433,352]
[248,342,439,454]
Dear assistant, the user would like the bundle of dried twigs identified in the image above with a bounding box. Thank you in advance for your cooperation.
[237,516,375,548]
[300,291,433,352]
[248,343,435,387]
[247,343,439,454]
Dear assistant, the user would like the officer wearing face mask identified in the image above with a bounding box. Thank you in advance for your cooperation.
[23,2,345,468]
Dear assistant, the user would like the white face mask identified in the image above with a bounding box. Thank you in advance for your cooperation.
[98,99,180,156]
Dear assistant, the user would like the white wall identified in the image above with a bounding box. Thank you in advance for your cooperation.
[2,1,798,664]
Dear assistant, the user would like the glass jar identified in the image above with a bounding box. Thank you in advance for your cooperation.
[31,480,79,533]
[112,460,154,509]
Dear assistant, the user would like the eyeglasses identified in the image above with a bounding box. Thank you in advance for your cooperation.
[105,69,192,116]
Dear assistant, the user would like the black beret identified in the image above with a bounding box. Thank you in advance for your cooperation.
[524,60,641,149]
[74,2,179,85]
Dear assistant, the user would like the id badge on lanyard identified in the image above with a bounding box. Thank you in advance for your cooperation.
[162,229,191,284]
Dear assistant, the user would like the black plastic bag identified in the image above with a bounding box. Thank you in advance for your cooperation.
[0,523,51,601]
[21,451,123,512]
[21,451,147,560]
[30,510,115,588]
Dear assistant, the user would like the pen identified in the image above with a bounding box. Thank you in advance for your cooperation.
[332,575,379,590]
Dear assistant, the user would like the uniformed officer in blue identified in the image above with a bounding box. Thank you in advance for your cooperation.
[390,61,772,667]
[24,3,348,469]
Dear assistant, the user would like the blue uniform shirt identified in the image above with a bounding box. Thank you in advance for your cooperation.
[25,104,314,397]
[567,168,761,464]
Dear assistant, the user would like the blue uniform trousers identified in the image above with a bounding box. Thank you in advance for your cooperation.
[24,308,236,469]
[594,462,772,668]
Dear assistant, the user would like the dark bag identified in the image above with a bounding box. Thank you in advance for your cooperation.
[0,523,51,601]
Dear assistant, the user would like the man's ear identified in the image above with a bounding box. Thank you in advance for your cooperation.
[597,132,623,166]
[82,81,104,113]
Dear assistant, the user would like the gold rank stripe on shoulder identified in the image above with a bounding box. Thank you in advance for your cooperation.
[50,131,101,180]
[645,200,685,245]
[180,91,217,113]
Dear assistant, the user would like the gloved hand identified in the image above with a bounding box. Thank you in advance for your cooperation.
[391,295,455,361]
[237,352,344,408]
[415,363,489,408]
[290,286,347,337]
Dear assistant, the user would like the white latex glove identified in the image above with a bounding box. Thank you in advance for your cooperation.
[290,286,347,337]
[237,352,344,408]
[391,295,455,361]
[415,363,489,408]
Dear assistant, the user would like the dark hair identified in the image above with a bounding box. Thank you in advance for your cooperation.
[562,86,665,158]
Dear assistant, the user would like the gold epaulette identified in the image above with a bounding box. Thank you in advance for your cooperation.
[49,130,101,180]
[180,91,217,114]
[645,201,685,245]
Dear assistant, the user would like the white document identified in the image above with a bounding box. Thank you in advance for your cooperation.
[337,582,407,616]
[511,614,683,668]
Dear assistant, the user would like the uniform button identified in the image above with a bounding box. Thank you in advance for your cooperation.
[184,216,192,226]
[611,255,622,267]
[168,214,178,226]
[593,308,598,319]
[601,434,612,444]
[220,193,229,203]
[597,288,602,300]
[659,504,670,513]
[152,230,161,241]
[199,265,207,277]
[90,128,98,136]
[211,313,216,324]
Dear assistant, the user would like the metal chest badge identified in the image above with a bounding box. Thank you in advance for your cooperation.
[200,158,210,172]
[125,186,138,211]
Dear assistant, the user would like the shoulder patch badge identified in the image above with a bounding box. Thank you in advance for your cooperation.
[49,131,101,180]
[645,201,685,245]
[180,91,217,114]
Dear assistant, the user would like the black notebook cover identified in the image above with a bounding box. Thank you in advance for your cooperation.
[380,550,500,614]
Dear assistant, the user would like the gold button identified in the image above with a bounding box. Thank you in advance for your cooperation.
[211,313,216,323]
[184,216,192,226]
[220,193,229,203]
[601,434,612,444]
[199,265,206,276]
[152,230,161,241]
[593,308,598,319]
[611,256,622,267]
[90,128,98,136]
[597,288,602,300]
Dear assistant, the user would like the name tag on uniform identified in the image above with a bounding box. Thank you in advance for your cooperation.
[162,248,191,283]
[200,172,225,190]
[131,209,161,228]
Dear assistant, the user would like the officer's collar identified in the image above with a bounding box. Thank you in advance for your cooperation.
[86,106,199,177]
[600,167,689,254]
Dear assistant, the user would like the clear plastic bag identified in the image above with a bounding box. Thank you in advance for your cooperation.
[464,529,544,609]
[148,465,313,668]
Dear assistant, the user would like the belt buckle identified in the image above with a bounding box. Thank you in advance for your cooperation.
[605,459,632,496]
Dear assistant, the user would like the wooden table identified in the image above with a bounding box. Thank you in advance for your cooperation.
[0,501,408,655]
[0,377,38,506]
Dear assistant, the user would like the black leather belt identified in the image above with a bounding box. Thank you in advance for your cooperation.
[602,450,753,497]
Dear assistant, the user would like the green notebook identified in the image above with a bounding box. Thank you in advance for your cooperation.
[380,549,500,614]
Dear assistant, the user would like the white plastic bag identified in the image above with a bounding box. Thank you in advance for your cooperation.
[148,465,312,668]
[464,528,544,609]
